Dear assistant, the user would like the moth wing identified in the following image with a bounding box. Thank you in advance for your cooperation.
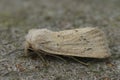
[37,28,111,58]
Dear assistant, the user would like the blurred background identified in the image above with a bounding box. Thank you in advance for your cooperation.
[0,0,120,80]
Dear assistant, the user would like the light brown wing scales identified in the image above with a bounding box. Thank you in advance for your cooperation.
[25,27,111,58]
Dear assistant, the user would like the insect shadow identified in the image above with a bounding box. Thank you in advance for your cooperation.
[26,49,110,66]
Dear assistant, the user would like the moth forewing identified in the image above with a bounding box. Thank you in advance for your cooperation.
[25,27,111,58]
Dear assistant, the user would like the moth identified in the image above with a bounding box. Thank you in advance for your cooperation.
[24,27,111,58]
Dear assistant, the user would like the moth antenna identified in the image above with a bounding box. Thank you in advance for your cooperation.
[70,57,89,66]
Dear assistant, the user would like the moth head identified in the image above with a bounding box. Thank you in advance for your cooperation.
[24,29,52,56]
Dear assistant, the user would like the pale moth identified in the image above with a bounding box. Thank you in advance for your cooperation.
[25,27,111,58]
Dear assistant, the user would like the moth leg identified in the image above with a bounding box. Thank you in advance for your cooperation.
[27,48,49,66]
[70,57,89,66]
[47,54,67,63]
[36,51,49,66]
[27,48,37,57]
